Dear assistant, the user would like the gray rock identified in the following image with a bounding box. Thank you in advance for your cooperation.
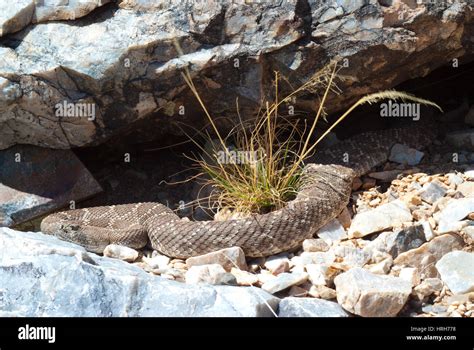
[393,233,465,279]
[1,2,472,153]
[0,0,112,37]
[456,181,474,198]
[437,220,468,234]
[0,228,279,317]
[348,200,412,238]
[278,297,349,317]
[463,226,474,240]
[419,181,447,204]
[103,244,139,262]
[434,198,474,232]
[0,145,102,227]
[446,129,474,151]
[316,218,347,244]
[446,173,464,186]
[186,247,247,272]
[421,304,447,314]
[261,272,308,294]
[364,225,426,259]
[436,251,474,295]
[389,144,424,166]
[185,264,237,286]
[334,268,412,317]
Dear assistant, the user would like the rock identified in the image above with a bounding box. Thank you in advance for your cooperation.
[399,267,421,287]
[420,220,436,241]
[278,297,349,317]
[464,170,474,180]
[436,251,474,295]
[264,253,290,275]
[1,2,471,151]
[0,228,279,316]
[369,170,403,182]
[445,293,474,305]
[456,181,474,198]
[186,247,247,272]
[363,225,426,259]
[447,173,464,186]
[434,198,474,232]
[367,257,393,275]
[413,278,444,300]
[362,177,377,190]
[352,177,363,191]
[393,234,464,279]
[333,246,370,268]
[298,251,336,266]
[185,264,237,286]
[261,272,308,294]
[306,264,330,286]
[308,285,337,300]
[103,244,139,262]
[257,271,277,285]
[348,200,412,238]
[0,0,112,37]
[230,268,259,286]
[463,226,474,241]
[465,105,474,126]
[337,207,352,229]
[437,220,468,234]
[143,255,170,270]
[389,144,424,166]
[446,130,474,151]
[419,180,447,204]
[422,304,448,315]
[316,218,348,244]
[302,238,330,252]
[334,268,412,317]
[288,285,309,297]
[0,145,102,227]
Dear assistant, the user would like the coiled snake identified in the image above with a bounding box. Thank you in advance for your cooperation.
[41,126,434,258]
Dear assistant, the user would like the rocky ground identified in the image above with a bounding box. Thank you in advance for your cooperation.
[30,123,472,318]
[3,135,474,317]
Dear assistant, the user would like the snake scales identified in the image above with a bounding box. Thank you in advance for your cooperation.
[41,126,435,259]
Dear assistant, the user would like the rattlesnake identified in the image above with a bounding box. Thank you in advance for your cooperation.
[41,126,435,259]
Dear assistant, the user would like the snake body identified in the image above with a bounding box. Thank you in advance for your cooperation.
[41,126,435,259]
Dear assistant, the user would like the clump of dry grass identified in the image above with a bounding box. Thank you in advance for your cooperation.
[179,60,441,216]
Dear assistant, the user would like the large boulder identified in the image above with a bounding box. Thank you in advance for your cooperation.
[0,228,279,317]
[0,0,472,150]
